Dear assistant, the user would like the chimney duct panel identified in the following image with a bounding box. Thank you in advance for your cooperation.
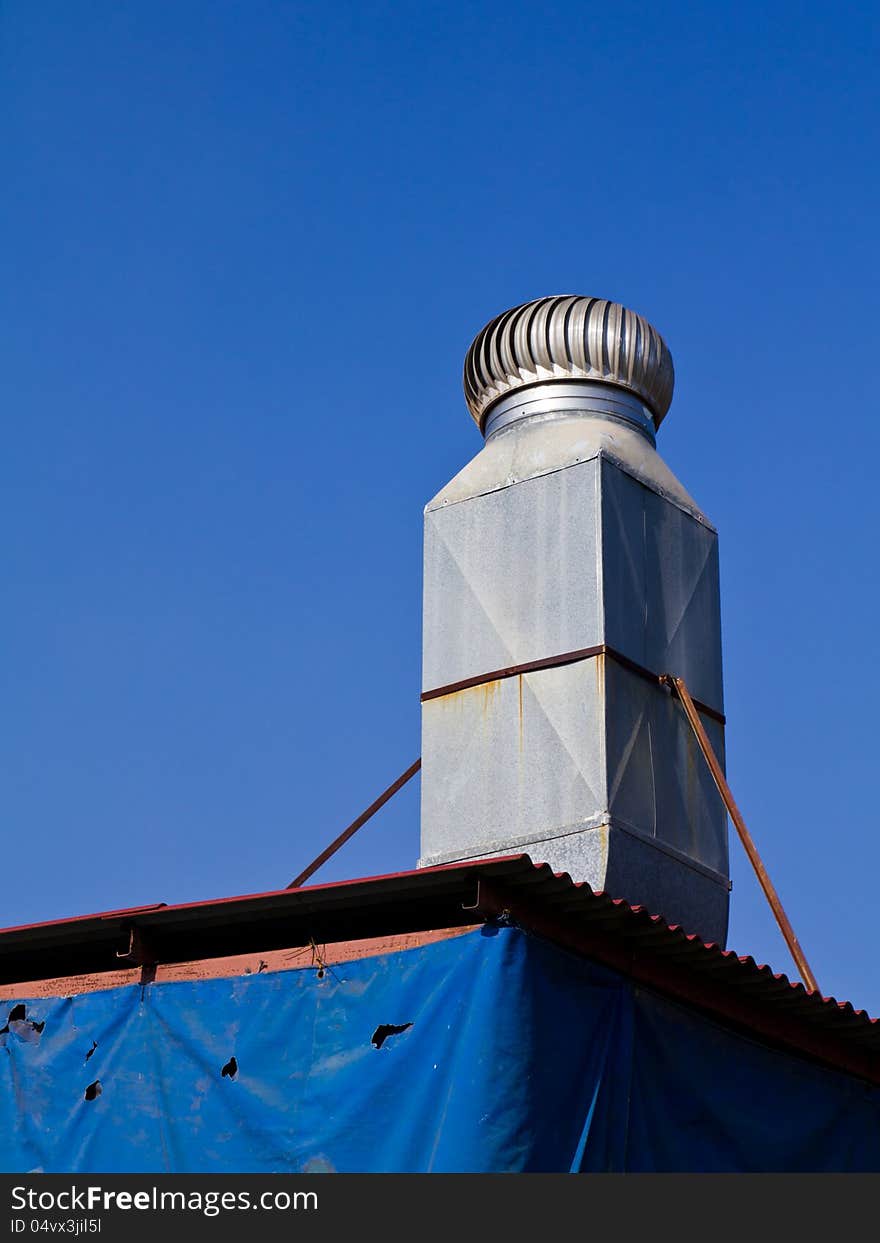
[419,296,729,945]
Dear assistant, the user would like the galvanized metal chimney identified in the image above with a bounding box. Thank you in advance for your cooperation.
[419,296,730,945]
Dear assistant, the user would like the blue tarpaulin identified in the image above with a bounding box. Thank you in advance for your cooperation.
[2,926,878,1172]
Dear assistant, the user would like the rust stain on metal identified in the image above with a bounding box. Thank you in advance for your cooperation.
[517,675,524,750]
[428,688,460,708]
[421,645,606,702]
[422,644,725,725]
[480,678,500,716]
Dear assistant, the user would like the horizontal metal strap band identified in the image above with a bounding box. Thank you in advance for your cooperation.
[420,644,726,726]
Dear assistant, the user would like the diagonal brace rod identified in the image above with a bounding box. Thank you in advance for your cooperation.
[286,758,422,890]
[663,674,819,995]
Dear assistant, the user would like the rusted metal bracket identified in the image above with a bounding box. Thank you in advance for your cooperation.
[287,758,422,890]
[662,673,820,995]
[462,878,514,923]
[116,926,156,968]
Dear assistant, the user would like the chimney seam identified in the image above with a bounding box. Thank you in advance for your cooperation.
[425,450,716,531]
[419,817,731,889]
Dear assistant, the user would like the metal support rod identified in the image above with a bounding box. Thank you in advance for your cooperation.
[663,674,819,994]
[286,758,422,890]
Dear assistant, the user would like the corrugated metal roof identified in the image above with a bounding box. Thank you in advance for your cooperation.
[481,858,879,1047]
[0,855,876,1079]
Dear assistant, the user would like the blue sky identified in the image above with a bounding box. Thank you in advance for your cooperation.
[2,2,879,1012]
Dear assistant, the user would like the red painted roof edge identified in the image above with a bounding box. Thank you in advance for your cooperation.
[0,855,528,937]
